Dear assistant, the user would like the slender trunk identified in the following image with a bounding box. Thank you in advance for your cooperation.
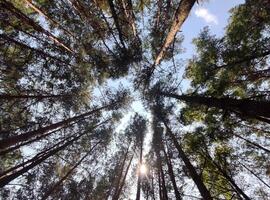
[0,103,115,150]
[158,170,163,200]
[0,94,71,100]
[112,145,130,200]
[0,120,108,188]
[214,50,270,71]
[202,152,251,200]
[107,0,126,49]
[23,0,75,38]
[231,132,270,153]
[162,146,182,199]
[0,34,74,68]
[151,0,196,72]
[162,121,213,200]
[136,143,143,200]
[160,92,270,123]
[151,171,156,200]
[113,154,134,200]
[160,165,168,200]
[0,119,83,156]
[240,163,270,189]
[121,0,139,40]
[0,131,81,187]
[1,0,73,53]
[42,141,101,200]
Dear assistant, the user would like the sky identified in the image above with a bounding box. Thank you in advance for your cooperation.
[127,0,246,126]
[126,0,246,199]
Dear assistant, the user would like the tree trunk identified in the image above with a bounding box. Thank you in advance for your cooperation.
[158,170,163,200]
[0,34,74,67]
[113,154,134,200]
[151,0,196,70]
[0,103,115,150]
[160,92,270,123]
[151,170,156,200]
[230,132,270,153]
[136,142,143,200]
[0,120,108,187]
[41,141,101,200]
[202,152,251,200]
[107,0,126,49]
[0,94,71,100]
[240,163,270,189]
[160,165,168,200]
[23,0,75,38]
[162,145,182,199]
[112,145,131,200]
[1,0,73,53]
[162,121,213,200]
[0,119,82,156]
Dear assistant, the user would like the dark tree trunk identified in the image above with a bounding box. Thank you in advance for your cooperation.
[0,103,115,150]
[112,145,131,200]
[0,120,82,156]
[136,143,143,200]
[41,141,102,200]
[160,92,270,123]
[231,132,270,153]
[1,0,73,52]
[113,154,134,200]
[160,165,168,200]
[0,94,71,100]
[151,171,156,200]
[0,34,74,67]
[0,120,108,187]
[202,152,251,200]
[107,0,126,49]
[162,145,182,199]
[23,0,75,38]
[162,121,213,200]
[240,163,270,189]
[158,171,163,200]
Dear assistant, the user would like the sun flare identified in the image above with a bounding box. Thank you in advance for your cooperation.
[140,164,147,175]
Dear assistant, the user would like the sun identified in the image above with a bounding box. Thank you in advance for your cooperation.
[140,164,147,175]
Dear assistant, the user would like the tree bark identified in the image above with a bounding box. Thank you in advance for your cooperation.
[136,142,143,200]
[150,0,196,73]
[0,34,75,68]
[113,154,134,200]
[23,0,75,38]
[202,152,251,200]
[240,163,270,189]
[107,0,126,49]
[112,145,130,200]
[1,0,73,53]
[162,145,182,199]
[231,132,270,154]
[0,94,71,100]
[41,140,102,200]
[162,121,213,200]
[160,165,168,200]
[0,103,115,150]
[160,92,270,123]
[0,120,109,187]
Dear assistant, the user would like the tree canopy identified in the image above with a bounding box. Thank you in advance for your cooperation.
[0,0,270,199]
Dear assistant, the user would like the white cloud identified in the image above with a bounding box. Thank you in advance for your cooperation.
[194,8,218,25]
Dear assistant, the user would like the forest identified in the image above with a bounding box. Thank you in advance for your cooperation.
[0,0,270,199]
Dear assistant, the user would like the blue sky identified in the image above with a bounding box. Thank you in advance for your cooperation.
[182,0,245,58]
[129,0,246,114]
